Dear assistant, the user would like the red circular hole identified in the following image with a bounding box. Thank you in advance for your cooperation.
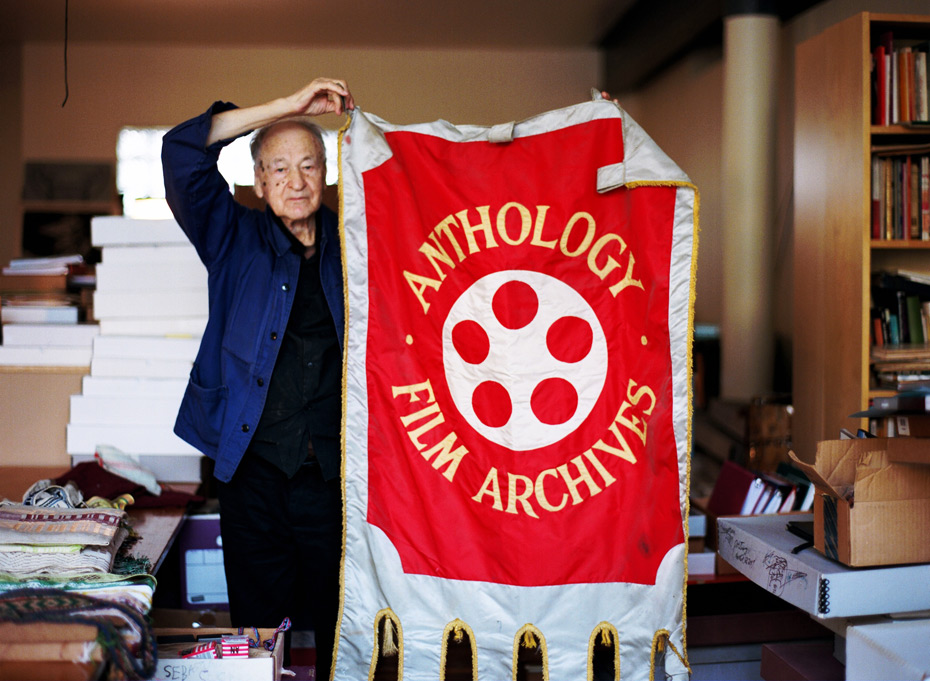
[492,280,538,330]
[530,378,578,426]
[472,381,512,428]
[452,320,490,364]
[546,316,593,363]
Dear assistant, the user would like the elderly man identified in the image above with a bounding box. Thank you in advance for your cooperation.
[161,77,355,680]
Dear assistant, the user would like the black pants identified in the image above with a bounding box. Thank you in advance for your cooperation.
[217,451,342,681]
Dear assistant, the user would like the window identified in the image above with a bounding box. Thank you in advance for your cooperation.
[116,127,339,219]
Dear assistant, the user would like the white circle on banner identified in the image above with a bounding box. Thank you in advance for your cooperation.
[442,270,608,451]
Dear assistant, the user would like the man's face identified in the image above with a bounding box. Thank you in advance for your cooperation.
[253,122,325,231]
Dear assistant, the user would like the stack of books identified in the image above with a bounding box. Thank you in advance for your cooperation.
[706,459,815,519]
[853,388,930,437]
[0,255,98,366]
[66,216,207,483]
[872,31,929,127]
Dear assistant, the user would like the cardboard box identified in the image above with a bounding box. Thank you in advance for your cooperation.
[153,627,283,681]
[789,438,930,567]
[0,622,103,681]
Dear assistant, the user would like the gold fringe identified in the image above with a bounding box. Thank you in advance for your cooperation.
[512,625,547,681]
[587,622,620,681]
[440,619,477,681]
[382,618,398,657]
[335,110,354,681]
[369,609,403,680]
[651,630,689,679]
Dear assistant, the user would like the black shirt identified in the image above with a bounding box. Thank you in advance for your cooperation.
[249,217,342,479]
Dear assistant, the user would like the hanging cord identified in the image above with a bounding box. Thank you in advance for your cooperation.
[61,0,69,107]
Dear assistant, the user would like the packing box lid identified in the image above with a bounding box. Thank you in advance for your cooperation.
[789,439,930,504]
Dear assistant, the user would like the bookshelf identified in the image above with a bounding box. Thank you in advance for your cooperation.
[793,12,930,460]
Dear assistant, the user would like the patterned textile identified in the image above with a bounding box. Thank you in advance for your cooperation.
[0,587,156,680]
[0,505,128,576]
[336,94,697,679]
[0,505,125,547]
[0,572,154,616]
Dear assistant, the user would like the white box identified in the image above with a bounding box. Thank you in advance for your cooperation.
[688,549,716,576]
[66,423,199,455]
[1,323,99,347]
[90,356,193,379]
[93,290,208,319]
[0,345,91,366]
[93,335,200,361]
[102,244,200,266]
[98,317,207,338]
[69,394,182,426]
[717,514,930,618]
[96,260,206,292]
[70,452,202,484]
[81,376,188,399]
[91,216,189,246]
[152,627,283,681]
[846,619,930,680]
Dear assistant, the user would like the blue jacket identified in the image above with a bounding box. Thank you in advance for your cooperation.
[161,102,345,482]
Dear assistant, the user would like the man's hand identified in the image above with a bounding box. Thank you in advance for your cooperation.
[207,77,355,146]
[285,78,356,117]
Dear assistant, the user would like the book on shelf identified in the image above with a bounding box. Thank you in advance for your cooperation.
[872,32,929,126]
[873,412,930,437]
[870,151,929,241]
[852,388,930,418]
[870,272,930,347]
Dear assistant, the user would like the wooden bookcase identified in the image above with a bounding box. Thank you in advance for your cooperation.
[793,12,930,460]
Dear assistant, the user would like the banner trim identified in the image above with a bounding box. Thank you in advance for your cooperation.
[512,624,547,681]
[440,619,477,681]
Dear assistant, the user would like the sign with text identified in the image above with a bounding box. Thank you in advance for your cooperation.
[336,98,697,681]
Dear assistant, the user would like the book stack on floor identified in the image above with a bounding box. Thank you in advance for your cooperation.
[0,255,98,367]
[66,216,207,483]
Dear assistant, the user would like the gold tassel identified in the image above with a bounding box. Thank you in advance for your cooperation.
[521,630,537,649]
[453,624,465,643]
[382,618,398,657]
[597,625,613,648]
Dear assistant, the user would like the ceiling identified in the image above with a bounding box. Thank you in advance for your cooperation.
[1,0,824,91]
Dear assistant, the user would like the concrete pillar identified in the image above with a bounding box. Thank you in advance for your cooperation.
[720,0,779,401]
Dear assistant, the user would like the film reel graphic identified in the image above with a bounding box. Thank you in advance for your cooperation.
[442,270,609,451]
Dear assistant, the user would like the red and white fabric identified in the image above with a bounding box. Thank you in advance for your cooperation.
[334,92,698,680]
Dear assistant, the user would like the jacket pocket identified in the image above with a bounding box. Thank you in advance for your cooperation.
[179,380,228,452]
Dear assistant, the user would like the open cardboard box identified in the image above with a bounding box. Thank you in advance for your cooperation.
[152,627,283,681]
[789,438,930,567]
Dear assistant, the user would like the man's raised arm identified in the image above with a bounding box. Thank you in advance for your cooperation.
[206,77,355,146]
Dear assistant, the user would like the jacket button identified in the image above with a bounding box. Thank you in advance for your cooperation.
[282,283,290,292]
[241,424,250,433]
[257,378,264,387]
[270,332,278,341]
